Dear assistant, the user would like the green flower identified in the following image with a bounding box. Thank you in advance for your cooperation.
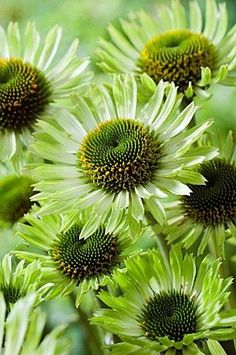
[92,246,236,354]
[14,210,140,306]
[30,74,216,235]
[96,0,236,98]
[0,174,35,227]
[0,253,52,311]
[164,131,236,257]
[0,292,71,354]
[0,22,91,162]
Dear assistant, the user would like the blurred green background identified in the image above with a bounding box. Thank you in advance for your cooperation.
[0,1,236,354]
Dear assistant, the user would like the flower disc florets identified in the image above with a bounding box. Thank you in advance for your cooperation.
[139,290,197,341]
[138,29,215,91]
[0,58,51,131]
[51,224,120,283]
[79,118,162,193]
[1,285,22,311]
[183,159,236,227]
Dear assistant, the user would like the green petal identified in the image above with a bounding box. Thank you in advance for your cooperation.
[207,339,227,355]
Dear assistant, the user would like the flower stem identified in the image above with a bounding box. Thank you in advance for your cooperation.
[208,238,236,352]
[69,292,104,355]
[145,211,170,264]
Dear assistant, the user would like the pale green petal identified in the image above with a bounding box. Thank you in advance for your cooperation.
[4,293,36,355]
[7,22,21,57]
[203,0,218,41]
[213,4,228,44]
[23,22,40,62]
[113,74,137,119]
[37,25,62,71]
[207,340,227,355]
[145,197,166,225]
[0,25,10,56]
[0,293,6,347]
[0,132,16,162]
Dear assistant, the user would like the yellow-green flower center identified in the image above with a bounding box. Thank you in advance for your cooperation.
[139,290,197,341]
[51,225,120,283]
[78,119,162,193]
[0,175,35,225]
[182,159,236,227]
[138,29,216,91]
[0,58,51,131]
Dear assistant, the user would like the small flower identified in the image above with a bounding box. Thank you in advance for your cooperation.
[0,292,72,354]
[30,74,216,235]
[14,210,140,306]
[0,173,36,227]
[91,246,236,354]
[96,0,236,98]
[0,22,91,162]
[165,131,236,256]
[0,253,51,311]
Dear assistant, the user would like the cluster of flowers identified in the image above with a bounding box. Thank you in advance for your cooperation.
[0,0,236,354]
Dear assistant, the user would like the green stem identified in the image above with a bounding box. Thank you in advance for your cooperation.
[208,237,236,352]
[69,292,103,355]
[145,211,170,265]
[220,261,236,353]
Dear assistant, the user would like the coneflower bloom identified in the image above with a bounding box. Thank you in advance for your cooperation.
[30,74,216,235]
[96,0,236,98]
[14,210,140,306]
[165,131,236,256]
[92,246,236,354]
[0,22,91,162]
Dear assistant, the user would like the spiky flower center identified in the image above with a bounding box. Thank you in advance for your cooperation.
[1,284,22,310]
[138,29,215,91]
[0,58,51,131]
[183,159,236,227]
[51,224,120,283]
[139,290,197,341]
[0,175,35,224]
[78,119,162,193]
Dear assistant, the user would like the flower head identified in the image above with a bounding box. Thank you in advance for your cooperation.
[0,173,35,227]
[96,0,236,98]
[0,22,91,162]
[0,253,51,311]
[92,246,236,354]
[14,210,140,306]
[30,74,216,235]
[165,131,236,256]
[0,292,71,354]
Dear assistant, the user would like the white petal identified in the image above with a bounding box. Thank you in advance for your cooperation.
[0,132,16,162]
[107,23,139,59]
[153,83,178,130]
[0,25,9,57]
[113,74,137,119]
[46,39,78,79]
[161,102,197,139]
[203,0,218,40]
[139,80,165,125]
[7,22,21,57]
[213,3,228,44]
[189,1,202,32]
[156,177,191,195]
[23,22,41,62]
[55,108,87,142]
[37,26,62,71]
